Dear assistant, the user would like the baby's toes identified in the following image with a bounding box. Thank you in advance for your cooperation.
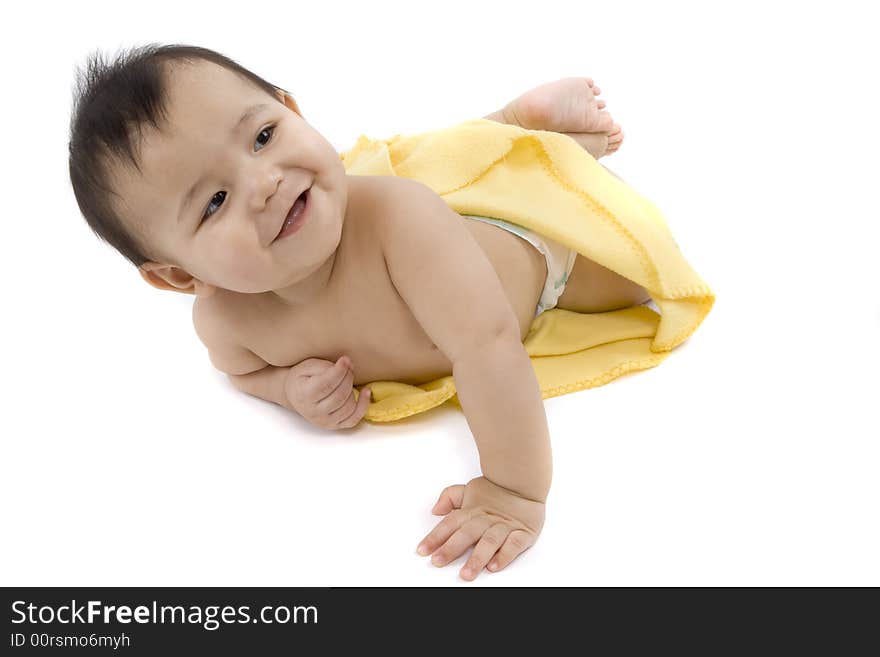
[606,124,624,154]
[583,78,602,98]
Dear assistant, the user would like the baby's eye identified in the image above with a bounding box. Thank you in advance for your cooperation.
[254,125,275,152]
[202,191,226,221]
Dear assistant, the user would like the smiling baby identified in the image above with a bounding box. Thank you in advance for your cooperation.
[68,44,649,581]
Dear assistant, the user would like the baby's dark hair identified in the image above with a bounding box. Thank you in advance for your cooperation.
[68,43,289,268]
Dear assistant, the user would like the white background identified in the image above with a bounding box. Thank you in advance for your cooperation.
[1,0,877,586]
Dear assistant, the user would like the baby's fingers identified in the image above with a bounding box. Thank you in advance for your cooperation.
[486,530,535,574]
[460,523,512,581]
[416,510,465,557]
[330,387,371,428]
[427,517,493,568]
[313,356,353,405]
[430,484,465,516]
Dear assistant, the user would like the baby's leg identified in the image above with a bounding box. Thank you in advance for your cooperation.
[555,254,651,314]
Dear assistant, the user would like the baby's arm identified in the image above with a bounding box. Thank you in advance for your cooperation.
[375,177,551,579]
[192,310,370,428]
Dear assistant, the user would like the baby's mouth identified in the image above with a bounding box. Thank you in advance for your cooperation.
[274,187,310,242]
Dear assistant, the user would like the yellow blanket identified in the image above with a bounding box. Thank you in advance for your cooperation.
[338,118,715,423]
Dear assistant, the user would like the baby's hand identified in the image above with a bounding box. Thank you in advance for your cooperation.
[416,476,546,581]
[284,355,371,430]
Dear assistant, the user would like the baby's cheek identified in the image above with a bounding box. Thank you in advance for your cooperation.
[232,261,266,291]
[211,242,259,289]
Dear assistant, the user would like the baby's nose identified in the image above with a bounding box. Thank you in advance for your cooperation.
[250,173,283,211]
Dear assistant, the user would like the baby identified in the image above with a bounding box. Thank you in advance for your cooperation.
[68,44,650,581]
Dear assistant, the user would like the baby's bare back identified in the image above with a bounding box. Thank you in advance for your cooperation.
[204,176,548,387]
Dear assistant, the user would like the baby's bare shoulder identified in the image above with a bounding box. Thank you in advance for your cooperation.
[342,174,425,258]
[347,174,417,221]
[353,175,437,242]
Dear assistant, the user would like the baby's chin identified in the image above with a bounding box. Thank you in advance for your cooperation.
[196,272,283,297]
[207,267,327,300]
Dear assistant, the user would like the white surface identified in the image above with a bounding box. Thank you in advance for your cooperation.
[1,0,878,586]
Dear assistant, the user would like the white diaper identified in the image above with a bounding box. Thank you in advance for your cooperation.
[462,215,578,318]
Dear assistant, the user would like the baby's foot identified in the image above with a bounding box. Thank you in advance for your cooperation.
[503,77,624,155]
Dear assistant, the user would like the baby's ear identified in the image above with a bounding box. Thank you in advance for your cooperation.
[277,89,303,118]
[139,262,197,295]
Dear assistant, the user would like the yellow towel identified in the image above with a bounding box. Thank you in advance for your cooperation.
[338,118,715,423]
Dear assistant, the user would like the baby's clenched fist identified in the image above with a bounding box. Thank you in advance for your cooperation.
[284,356,371,429]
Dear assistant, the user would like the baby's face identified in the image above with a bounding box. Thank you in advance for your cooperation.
[113,60,347,297]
